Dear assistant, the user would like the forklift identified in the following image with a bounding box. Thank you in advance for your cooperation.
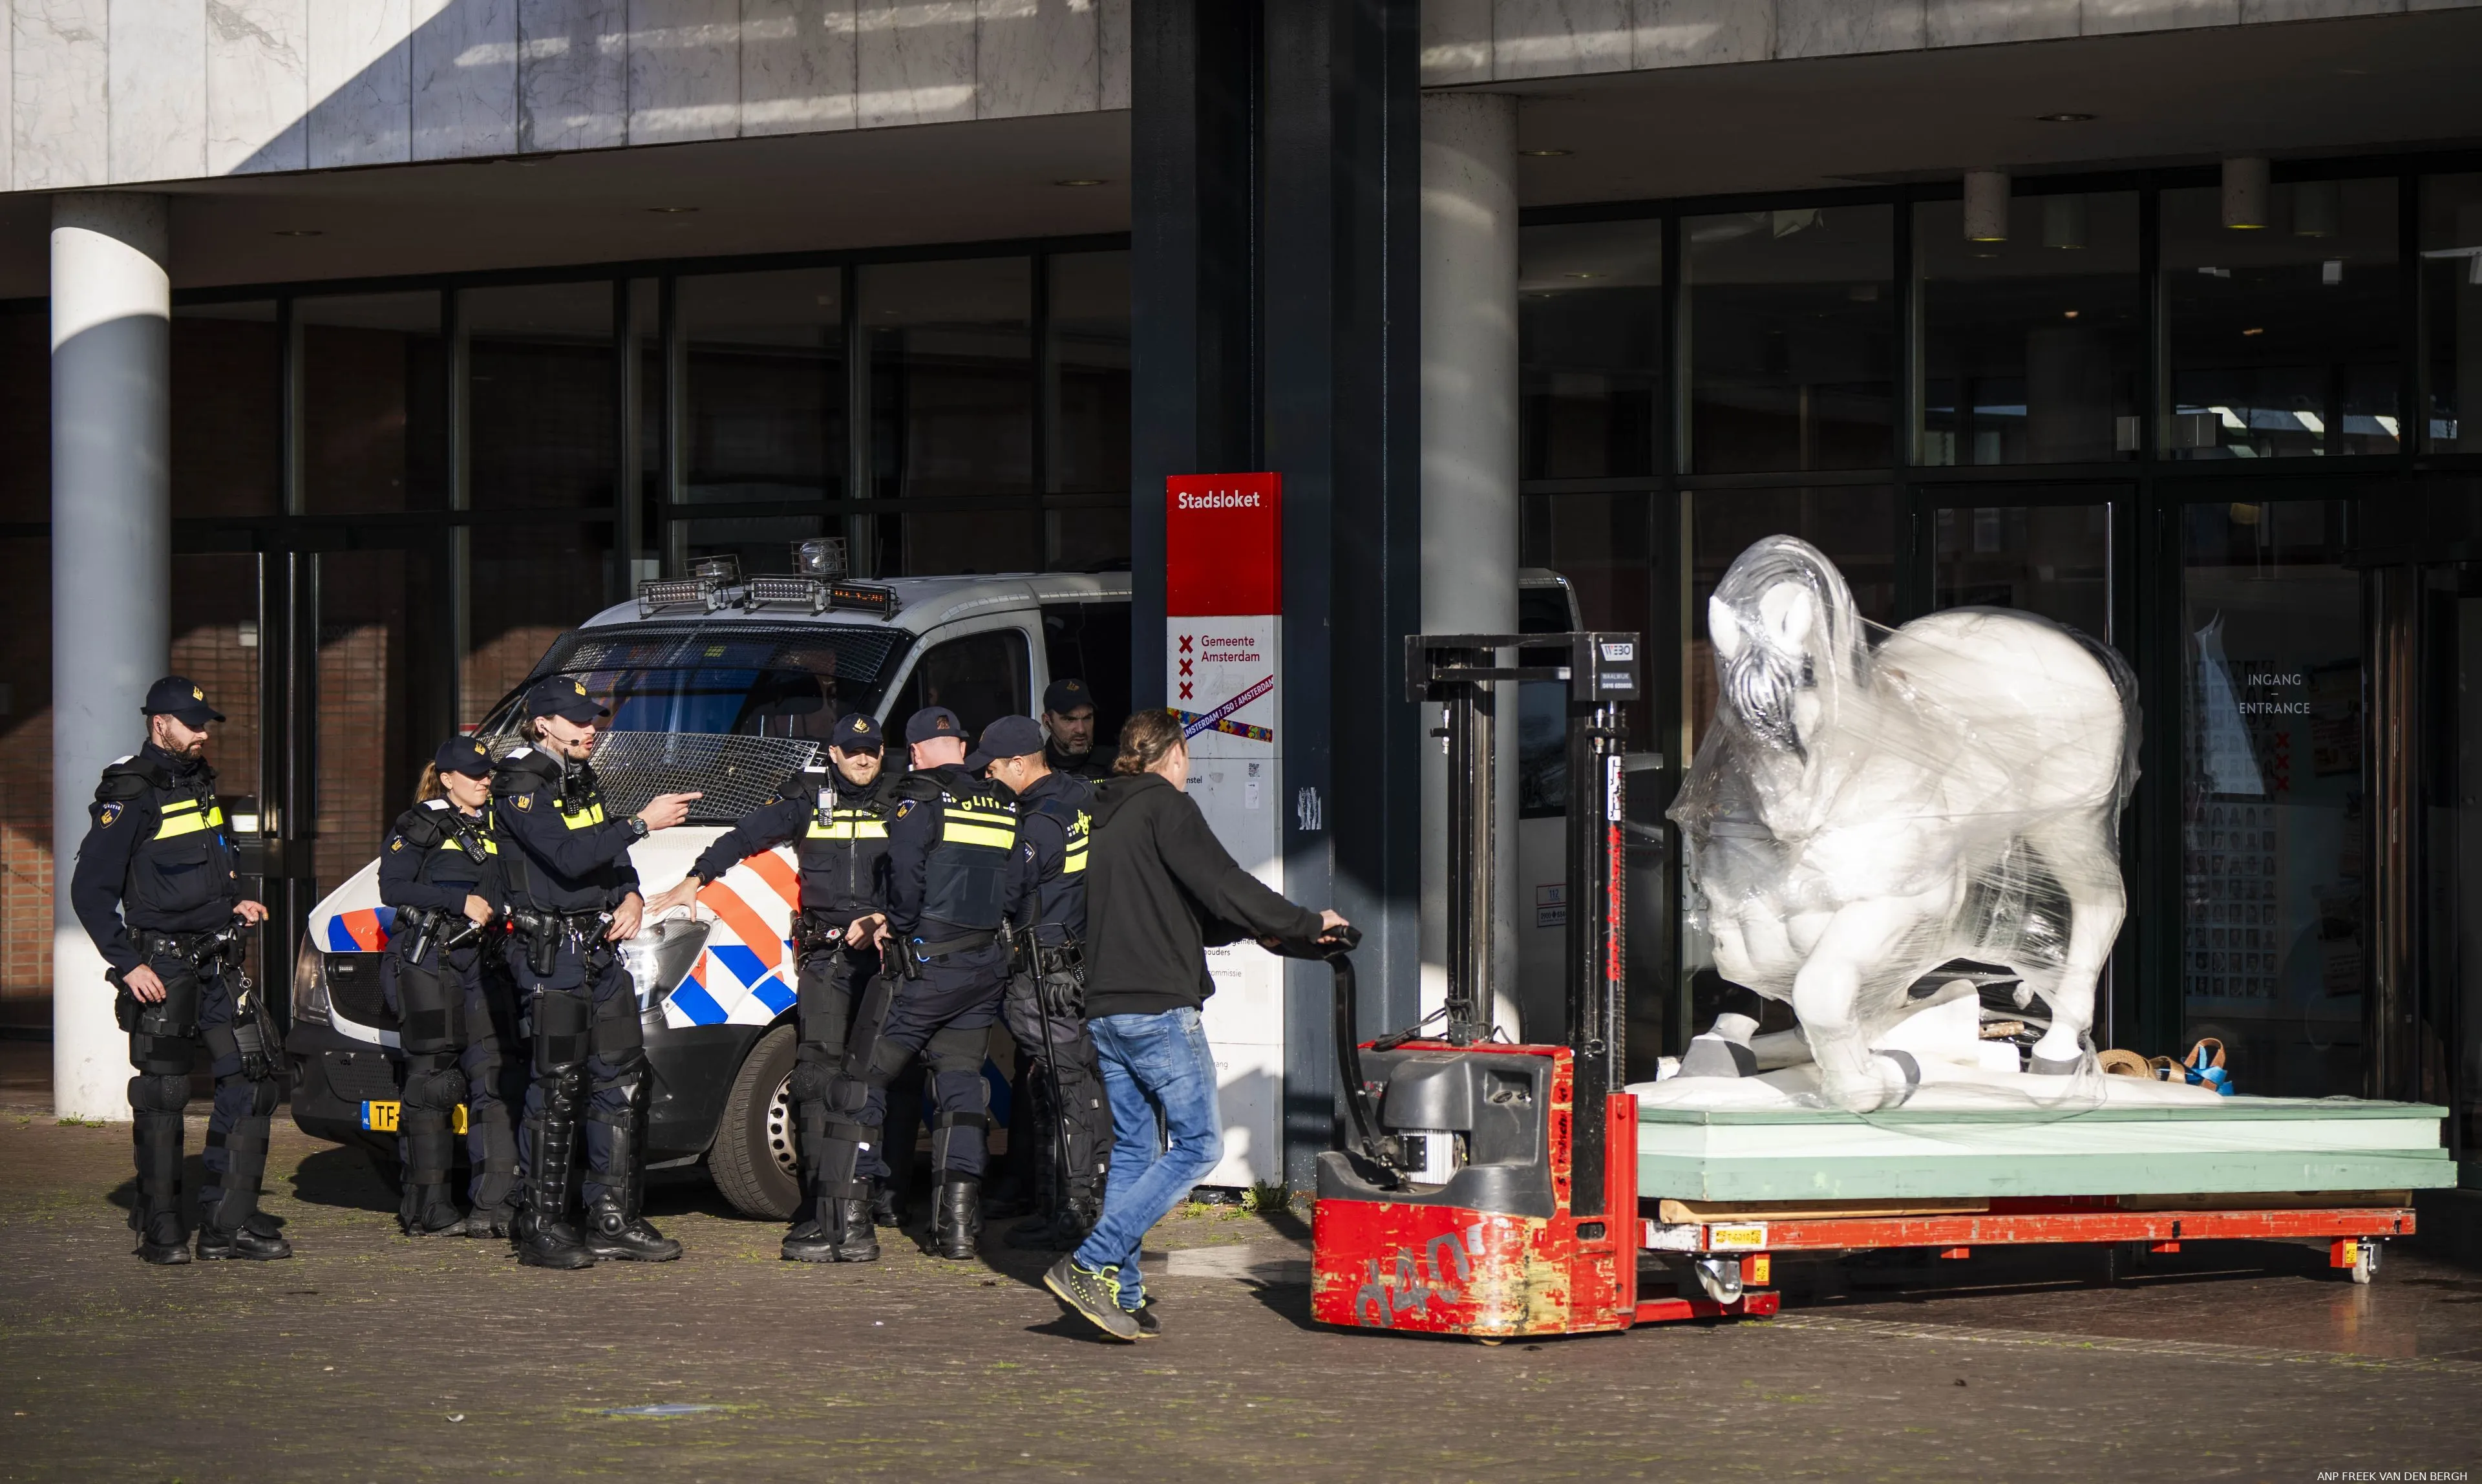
[1307,629,1771,1339]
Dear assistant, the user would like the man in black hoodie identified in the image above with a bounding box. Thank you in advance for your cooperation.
[1044,710,1347,1340]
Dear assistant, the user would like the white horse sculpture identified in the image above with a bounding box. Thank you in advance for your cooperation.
[1668,536,2137,1112]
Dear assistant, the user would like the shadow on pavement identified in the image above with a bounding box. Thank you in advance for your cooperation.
[290,1145,397,1213]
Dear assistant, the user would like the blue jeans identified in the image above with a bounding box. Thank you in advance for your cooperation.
[1072,1007,1223,1309]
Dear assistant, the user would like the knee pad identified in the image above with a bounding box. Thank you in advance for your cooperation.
[246,1076,281,1119]
[127,1073,189,1115]
[403,1065,466,1112]
[788,1061,834,1105]
[532,988,593,1076]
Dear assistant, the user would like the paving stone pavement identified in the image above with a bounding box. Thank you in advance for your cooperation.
[1,1109,2477,1482]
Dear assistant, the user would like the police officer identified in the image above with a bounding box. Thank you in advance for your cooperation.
[811,706,1032,1261]
[494,677,701,1269]
[378,737,517,1237]
[646,711,898,1263]
[70,677,284,1264]
[1041,679,1112,781]
[979,716,1112,1251]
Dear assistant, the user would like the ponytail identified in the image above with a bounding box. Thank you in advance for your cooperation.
[1113,709,1186,776]
[414,763,447,803]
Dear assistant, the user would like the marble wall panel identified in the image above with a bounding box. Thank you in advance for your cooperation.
[857,0,975,127]
[1631,0,1772,65]
[309,0,414,168]
[628,0,740,144]
[2237,0,2402,17]
[977,0,1098,119]
[518,0,625,151]
[743,0,860,135]
[2080,0,2240,31]
[0,3,11,189]
[1421,0,1494,83]
[1776,0,1926,56]
[14,0,109,189]
[1493,0,1633,78]
[207,0,310,175]
[109,0,207,183]
[1928,0,2081,43]
[1098,0,1128,108]
[410,0,518,159]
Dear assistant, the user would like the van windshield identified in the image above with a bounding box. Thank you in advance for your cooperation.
[480,624,913,741]
[476,623,915,824]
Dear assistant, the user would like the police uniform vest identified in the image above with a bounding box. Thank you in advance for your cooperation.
[900,772,1021,933]
[491,746,620,915]
[792,765,895,926]
[387,798,501,913]
[1020,778,1090,946]
[96,754,237,931]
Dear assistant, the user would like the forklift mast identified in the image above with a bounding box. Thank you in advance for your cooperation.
[1403,631,1641,1210]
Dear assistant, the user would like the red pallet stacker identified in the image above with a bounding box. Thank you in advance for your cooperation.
[1304,630,2410,1342]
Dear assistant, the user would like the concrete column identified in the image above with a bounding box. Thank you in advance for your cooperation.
[52,194,171,1121]
[1417,94,1523,1037]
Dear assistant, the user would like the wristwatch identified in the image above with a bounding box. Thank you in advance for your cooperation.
[626,814,650,841]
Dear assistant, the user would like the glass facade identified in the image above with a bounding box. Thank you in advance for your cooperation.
[1917,193,2141,467]
[1684,204,1894,473]
[1520,160,2482,1117]
[2163,179,2401,459]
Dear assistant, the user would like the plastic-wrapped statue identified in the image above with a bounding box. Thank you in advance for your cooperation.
[1666,536,2141,1112]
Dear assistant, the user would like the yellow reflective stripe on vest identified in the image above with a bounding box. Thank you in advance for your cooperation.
[807,822,889,840]
[152,800,225,840]
[1062,843,1088,873]
[558,802,606,830]
[939,803,1016,851]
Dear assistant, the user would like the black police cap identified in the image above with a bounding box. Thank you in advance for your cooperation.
[141,676,224,726]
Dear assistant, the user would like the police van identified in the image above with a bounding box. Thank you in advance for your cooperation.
[285,553,1583,1218]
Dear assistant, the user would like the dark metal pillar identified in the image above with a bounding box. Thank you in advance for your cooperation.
[1132,0,1422,1187]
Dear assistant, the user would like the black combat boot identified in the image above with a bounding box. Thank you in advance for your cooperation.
[869,1178,902,1229]
[585,1194,681,1262]
[195,1212,293,1262]
[133,1205,190,1266]
[931,1176,982,1261]
[514,1088,596,1271]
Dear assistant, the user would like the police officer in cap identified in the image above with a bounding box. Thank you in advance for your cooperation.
[980,715,1112,1250]
[647,710,899,1262]
[70,677,282,1264]
[377,736,516,1237]
[811,706,1033,1261]
[494,676,700,1269]
[1041,679,1112,781]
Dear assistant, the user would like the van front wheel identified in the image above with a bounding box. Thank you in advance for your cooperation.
[708,1023,801,1220]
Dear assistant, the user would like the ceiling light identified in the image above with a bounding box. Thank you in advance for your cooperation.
[2222,157,2271,230]
[1519,149,1573,158]
[2036,112,2095,123]
[1054,178,1107,187]
[1963,169,2010,243]
[2292,181,2339,238]
[2063,309,2079,319]
[648,206,698,214]
[272,229,323,237]
[1564,271,1602,279]
[2242,326,2265,336]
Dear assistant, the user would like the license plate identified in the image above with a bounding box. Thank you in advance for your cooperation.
[361,1101,469,1135]
[1707,1223,1768,1251]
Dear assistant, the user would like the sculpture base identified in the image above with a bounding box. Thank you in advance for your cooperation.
[1626,1092,2455,1203]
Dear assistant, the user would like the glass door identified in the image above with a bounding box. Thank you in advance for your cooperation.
[2417,565,2482,1176]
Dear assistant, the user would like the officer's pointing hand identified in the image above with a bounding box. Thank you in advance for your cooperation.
[123,964,168,1005]
[635,792,701,832]
[233,899,269,925]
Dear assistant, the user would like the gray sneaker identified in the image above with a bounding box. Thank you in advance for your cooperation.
[1044,1256,1140,1341]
